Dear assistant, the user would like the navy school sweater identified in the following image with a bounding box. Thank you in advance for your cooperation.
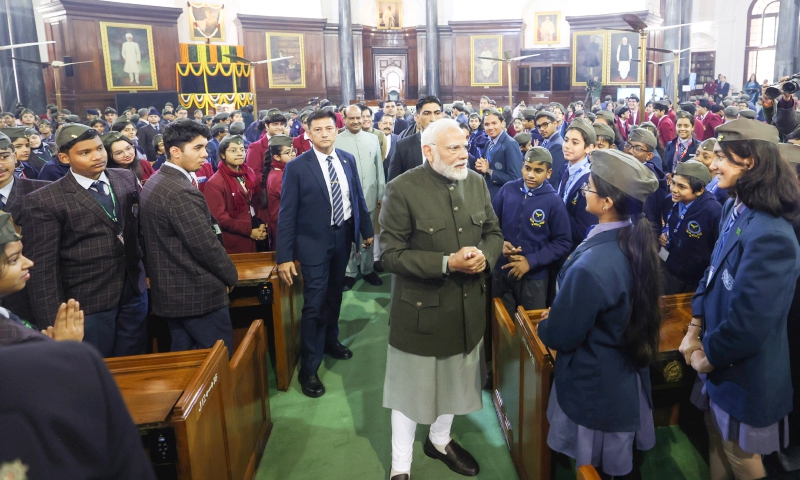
[492,179,572,279]
[660,191,722,285]
[643,159,669,239]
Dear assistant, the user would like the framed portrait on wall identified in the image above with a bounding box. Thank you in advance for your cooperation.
[266,33,306,89]
[188,3,224,43]
[471,35,503,87]
[99,22,158,91]
[376,1,402,29]
[571,30,606,87]
[534,12,560,45]
[607,31,640,85]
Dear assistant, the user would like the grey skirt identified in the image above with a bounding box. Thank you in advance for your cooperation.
[383,338,487,425]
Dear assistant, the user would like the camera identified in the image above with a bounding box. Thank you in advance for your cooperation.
[764,76,800,100]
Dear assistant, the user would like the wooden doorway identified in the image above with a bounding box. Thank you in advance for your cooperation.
[373,54,406,102]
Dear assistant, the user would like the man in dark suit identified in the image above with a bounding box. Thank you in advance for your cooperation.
[715,74,730,104]
[276,109,373,398]
[140,120,238,353]
[136,108,162,163]
[534,111,566,187]
[379,114,399,180]
[0,131,49,320]
[473,109,523,199]
[377,100,409,135]
[19,124,148,358]
[0,341,156,479]
[387,96,444,181]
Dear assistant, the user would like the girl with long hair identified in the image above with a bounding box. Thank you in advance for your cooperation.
[539,149,662,478]
[102,133,155,184]
[467,112,488,159]
[203,135,265,253]
[680,119,800,479]
[261,135,296,251]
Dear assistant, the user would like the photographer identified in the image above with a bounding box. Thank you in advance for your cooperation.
[586,76,602,106]
[762,75,800,138]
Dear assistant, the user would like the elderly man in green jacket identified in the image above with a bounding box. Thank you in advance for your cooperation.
[379,118,503,480]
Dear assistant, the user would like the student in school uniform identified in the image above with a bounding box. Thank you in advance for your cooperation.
[491,147,571,311]
[626,128,669,240]
[614,105,631,143]
[695,138,729,204]
[539,148,661,478]
[535,111,567,187]
[679,119,800,479]
[556,119,598,249]
[205,123,227,172]
[1,127,40,179]
[513,132,532,156]
[653,102,675,150]
[27,131,53,173]
[152,134,168,170]
[0,132,49,321]
[636,122,665,171]
[664,111,698,174]
[102,132,155,185]
[140,120,238,353]
[203,134,266,254]
[473,109,523,200]
[658,160,722,294]
[262,135,296,251]
[592,123,616,150]
[247,110,288,185]
[19,124,148,358]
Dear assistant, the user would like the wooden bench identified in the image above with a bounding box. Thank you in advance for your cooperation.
[228,252,303,391]
[492,293,694,480]
[107,320,272,480]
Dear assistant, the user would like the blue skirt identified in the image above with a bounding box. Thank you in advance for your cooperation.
[691,373,789,455]
[546,374,656,476]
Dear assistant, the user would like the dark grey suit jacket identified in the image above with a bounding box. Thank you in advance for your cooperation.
[387,132,422,182]
[19,169,145,327]
[139,165,238,317]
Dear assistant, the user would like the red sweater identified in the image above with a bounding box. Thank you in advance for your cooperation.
[246,134,270,186]
[203,166,261,254]
[265,164,284,251]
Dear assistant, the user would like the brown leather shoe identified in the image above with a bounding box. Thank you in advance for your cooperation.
[423,437,479,476]
[390,474,409,480]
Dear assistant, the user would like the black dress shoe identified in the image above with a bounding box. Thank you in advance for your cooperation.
[373,260,385,273]
[423,437,479,476]
[343,276,357,291]
[325,342,353,360]
[390,474,409,480]
[363,272,383,286]
[298,370,325,398]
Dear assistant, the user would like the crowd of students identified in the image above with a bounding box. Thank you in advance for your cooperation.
[1,79,800,478]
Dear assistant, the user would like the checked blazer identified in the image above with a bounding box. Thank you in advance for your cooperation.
[18,169,146,328]
[139,165,238,317]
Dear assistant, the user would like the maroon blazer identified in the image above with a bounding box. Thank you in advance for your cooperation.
[701,112,724,141]
[203,167,261,254]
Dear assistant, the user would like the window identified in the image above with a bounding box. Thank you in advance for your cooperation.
[744,0,781,84]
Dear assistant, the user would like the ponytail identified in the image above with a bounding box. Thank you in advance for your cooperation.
[593,175,662,368]
[260,145,282,209]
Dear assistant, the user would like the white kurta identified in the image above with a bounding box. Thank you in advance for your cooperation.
[121,41,141,75]
[479,51,494,79]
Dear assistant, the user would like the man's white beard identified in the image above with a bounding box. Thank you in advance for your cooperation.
[430,150,468,181]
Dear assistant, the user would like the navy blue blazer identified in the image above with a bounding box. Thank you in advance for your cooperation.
[643,160,669,239]
[661,192,722,285]
[276,148,373,266]
[543,132,566,187]
[483,130,523,200]
[539,228,652,432]
[664,137,699,174]
[557,164,597,249]
[692,202,800,427]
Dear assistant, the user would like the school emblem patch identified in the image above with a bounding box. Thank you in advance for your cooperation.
[530,209,546,227]
[494,162,503,171]
[686,221,702,238]
[721,269,734,291]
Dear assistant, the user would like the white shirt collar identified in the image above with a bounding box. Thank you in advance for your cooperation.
[162,161,196,182]
[71,169,110,190]
[0,177,14,201]
[313,147,338,162]
[568,157,589,176]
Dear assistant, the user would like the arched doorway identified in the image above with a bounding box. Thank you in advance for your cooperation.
[374,54,406,101]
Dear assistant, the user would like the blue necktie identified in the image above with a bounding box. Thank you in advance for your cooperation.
[327,156,344,227]
[91,181,108,196]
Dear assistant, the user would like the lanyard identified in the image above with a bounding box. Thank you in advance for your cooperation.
[664,203,690,249]
[97,185,119,224]
[562,161,590,203]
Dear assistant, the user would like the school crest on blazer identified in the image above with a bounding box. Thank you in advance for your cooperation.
[687,220,702,238]
[530,208,546,227]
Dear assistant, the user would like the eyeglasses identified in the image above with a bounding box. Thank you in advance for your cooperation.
[535,121,552,130]
[429,143,469,154]
[624,141,650,154]
[281,148,297,157]
[580,182,598,197]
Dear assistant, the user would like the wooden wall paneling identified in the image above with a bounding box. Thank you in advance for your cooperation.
[323,25,342,104]
[415,27,426,96]
[352,25,365,100]
[37,0,182,115]
[438,26,453,101]
[235,15,328,109]
[362,27,418,102]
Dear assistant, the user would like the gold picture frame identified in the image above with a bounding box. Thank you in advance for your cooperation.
[534,12,560,45]
[376,1,402,30]
[188,2,225,43]
[99,22,158,92]
[571,30,606,87]
[266,33,306,89]
[471,35,503,87]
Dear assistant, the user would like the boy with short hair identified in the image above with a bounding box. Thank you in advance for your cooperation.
[492,147,571,310]
[659,159,721,294]
[626,128,669,238]
[592,123,616,150]
[514,132,532,155]
[557,119,598,249]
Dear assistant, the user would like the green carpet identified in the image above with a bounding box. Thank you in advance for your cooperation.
[256,273,709,480]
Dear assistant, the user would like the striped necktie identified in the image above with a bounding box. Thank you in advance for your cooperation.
[327,156,344,226]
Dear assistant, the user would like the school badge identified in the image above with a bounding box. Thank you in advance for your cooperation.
[686,221,702,238]
[722,269,734,291]
[494,162,503,171]
[530,209,546,227]
[0,459,29,480]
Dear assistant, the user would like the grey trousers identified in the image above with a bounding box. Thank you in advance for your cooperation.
[346,209,376,277]
[492,269,548,314]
